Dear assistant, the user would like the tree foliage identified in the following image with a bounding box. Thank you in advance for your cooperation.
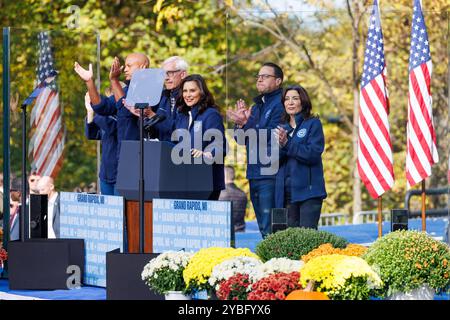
[0,0,448,217]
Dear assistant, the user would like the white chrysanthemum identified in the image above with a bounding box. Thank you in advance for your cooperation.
[208,256,262,289]
[141,251,193,281]
[248,258,304,283]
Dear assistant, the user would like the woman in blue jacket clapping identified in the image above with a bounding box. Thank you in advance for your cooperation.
[274,85,327,229]
[172,74,226,200]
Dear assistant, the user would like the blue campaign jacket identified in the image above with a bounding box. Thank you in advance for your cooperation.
[85,115,118,184]
[153,88,180,141]
[174,105,226,191]
[91,86,140,143]
[236,88,284,180]
[275,114,327,207]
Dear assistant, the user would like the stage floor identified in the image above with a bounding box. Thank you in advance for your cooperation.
[1,217,448,300]
[0,279,106,300]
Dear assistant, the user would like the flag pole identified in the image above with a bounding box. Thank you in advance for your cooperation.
[95,31,101,194]
[421,180,426,231]
[377,196,382,238]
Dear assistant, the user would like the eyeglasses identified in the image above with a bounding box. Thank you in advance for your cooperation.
[255,74,276,80]
[165,70,181,77]
[284,96,301,102]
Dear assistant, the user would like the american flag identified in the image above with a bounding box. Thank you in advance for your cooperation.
[405,0,438,188]
[29,32,65,178]
[357,0,394,199]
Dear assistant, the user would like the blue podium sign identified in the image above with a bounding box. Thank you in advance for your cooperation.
[59,192,124,287]
[152,199,233,252]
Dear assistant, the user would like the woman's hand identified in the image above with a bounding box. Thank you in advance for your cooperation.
[191,149,213,159]
[274,126,288,147]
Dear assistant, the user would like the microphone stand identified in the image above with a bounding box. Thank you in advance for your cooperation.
[134,103,149,253]
[20,101,29,242]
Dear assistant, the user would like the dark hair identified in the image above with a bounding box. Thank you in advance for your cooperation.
[262,62,284,82]
[29,170,40,176]
[281,85,313,122]
[177,74,217,115]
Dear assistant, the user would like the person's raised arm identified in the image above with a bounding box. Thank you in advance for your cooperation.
[109,56,126,102]
[74,62,101,105]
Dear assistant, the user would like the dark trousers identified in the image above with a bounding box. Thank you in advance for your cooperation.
[250,179,275,238]
[285,187,322,229]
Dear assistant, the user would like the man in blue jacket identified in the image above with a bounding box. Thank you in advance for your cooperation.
[227,62,284,238]
[74,53,150,148]
[144,56,188,141]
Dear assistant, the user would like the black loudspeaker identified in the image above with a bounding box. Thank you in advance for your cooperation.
[106,249,164,300]
[8,239,85,290]
[271,208,288,233]
[391,209,408,232]
[29,194,48,238]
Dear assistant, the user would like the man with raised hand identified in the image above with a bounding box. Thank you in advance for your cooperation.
[74,53,150,145]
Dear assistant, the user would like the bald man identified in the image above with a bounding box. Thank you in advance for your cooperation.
[37,176,60,238]
[74,53,150,144]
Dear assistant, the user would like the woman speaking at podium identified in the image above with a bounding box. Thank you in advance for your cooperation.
[173,74,226,200]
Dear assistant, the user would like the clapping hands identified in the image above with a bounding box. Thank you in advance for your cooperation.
[109,56,123,81]
[227,99,251,127]
[274,126,288,147]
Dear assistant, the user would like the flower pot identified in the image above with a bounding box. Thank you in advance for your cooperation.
[387,284,435,300]
[165,291,192,300]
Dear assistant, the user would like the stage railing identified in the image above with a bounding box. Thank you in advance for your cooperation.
[319,213,350,226]
[352,210,391,224]
[404,187,449,218]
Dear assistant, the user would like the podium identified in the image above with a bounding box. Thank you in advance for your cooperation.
[116,140,213,253]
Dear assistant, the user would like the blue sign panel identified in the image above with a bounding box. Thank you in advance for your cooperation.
[59,192,123,287]
[152,199,232,252]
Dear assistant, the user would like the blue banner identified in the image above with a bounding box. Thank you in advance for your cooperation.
[152,199,233,252]
[59,192,123,287]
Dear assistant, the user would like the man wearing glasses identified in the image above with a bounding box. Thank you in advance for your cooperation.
[227,62,284,238]
[144,56,188,141]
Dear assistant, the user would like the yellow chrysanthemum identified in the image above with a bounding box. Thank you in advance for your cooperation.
[300,254,382,299]
[183,247,258,291]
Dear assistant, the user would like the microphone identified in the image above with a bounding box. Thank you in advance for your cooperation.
[144,114,167,131]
